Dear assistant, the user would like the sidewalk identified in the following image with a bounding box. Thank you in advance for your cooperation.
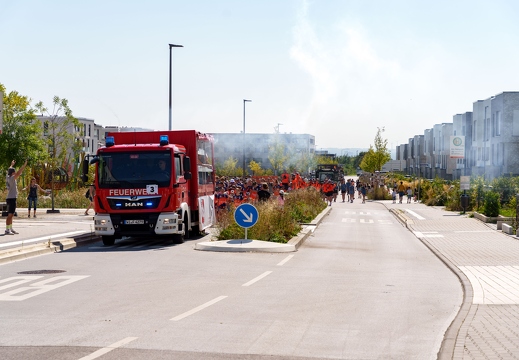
[0,208,98,263]
[381,200,519,360]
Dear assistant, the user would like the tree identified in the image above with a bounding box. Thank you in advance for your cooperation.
[34,96,81,211]
[248,160,264,176]
[0,84,46,187]
[216,156,239,177]
[360,127,391,173]
[268,136,288,176]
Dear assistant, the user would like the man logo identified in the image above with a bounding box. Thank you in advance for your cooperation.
[125,202,143,207]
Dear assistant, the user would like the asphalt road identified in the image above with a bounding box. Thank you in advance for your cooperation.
[0,200,462,360]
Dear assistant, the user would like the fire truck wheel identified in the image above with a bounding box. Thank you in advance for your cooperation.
[183,213,191,239]
[172,234,184,244]
[102,236,116,246]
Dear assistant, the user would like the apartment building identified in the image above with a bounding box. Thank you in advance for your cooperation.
[394,91,519,181]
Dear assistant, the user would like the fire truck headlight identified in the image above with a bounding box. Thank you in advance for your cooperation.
[95,219,107,225]
[163,218,177,224]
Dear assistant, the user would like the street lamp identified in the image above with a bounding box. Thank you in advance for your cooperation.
[243,99,252,177]
[169,43,183,131]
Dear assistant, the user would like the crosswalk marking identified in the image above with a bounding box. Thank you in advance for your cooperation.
[0,275,90,301]
[341,218,393,224]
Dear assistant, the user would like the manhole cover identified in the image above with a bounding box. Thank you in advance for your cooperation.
[17,270,66,274]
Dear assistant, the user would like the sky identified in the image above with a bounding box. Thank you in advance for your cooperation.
[2,0,519,153]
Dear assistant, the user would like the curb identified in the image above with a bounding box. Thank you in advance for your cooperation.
[195,205,332,253]
[0,233,101,265]
[288,205,332,249]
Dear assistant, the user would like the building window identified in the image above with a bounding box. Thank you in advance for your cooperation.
[497,113,501,135]
[473,120,477,140]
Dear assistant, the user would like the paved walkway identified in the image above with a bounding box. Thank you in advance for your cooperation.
[382,200,519,360]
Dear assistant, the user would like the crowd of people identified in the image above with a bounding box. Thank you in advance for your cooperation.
[214,172,374,211]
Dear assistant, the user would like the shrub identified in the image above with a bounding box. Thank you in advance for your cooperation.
[483,191,500,217]
[216,187,326,243]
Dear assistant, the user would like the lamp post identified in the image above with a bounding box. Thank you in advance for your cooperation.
[242,99,252,177]
[169,43,183,131]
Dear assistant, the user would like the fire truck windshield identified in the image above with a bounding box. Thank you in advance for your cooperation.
[97,150,172,189]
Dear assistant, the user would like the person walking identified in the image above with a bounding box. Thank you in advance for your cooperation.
[5,159,28,235]
[348,179,356,203]
[85,184,95,215]
[397,181,406,204]
[340,179,347,202]
[23,177,46,218]
[406,186,413,204]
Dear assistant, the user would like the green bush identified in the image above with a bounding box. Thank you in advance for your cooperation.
[483,191,500,217]
[0,187,91,209]
[216,187,326,243]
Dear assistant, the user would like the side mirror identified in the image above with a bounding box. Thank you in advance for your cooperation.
[183,156,191,173]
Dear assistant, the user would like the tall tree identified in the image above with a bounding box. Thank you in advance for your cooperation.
[268,135,288,176]
[360,127,391,173]
[0,84,46,185]
[34,96,81,211]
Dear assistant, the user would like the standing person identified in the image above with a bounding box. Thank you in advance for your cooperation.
[281,171,290,191]
[277,189,285,206]
[85,184,95,215]
[257,183,271,202]
[5,159,28,235]
[23,177,45,218]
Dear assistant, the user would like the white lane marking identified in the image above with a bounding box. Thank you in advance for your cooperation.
[454,230,494,233]
[378,220,393,224]
[242,271,273,287]
[0,231,87,248]
[78,336,138,360]
[341,218,356,223]
[412,231,444,238]
[277,255,294,266]
[405,209,425,220]
[359,219,374,224]
[0,276,90,301]
[171,296,227,321]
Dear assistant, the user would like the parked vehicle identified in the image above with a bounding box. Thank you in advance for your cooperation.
[83,130,215,246]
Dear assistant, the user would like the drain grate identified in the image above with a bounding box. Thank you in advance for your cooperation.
[17,270,66,274]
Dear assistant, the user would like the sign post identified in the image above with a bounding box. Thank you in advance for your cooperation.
[234,203,259,241]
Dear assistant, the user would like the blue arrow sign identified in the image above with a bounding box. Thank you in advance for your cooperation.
[234,203,259,229]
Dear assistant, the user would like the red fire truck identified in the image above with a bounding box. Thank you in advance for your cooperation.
[84,130,216,246]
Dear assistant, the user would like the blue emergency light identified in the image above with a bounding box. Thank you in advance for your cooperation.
[160,135,169,146]
[105,136,115,147]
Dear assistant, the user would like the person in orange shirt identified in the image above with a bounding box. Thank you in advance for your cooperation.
[281,171,290,191]
[322,179,335,206]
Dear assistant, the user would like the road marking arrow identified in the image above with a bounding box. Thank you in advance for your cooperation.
[240,209,254,222]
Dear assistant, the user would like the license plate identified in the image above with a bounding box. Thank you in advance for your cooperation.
[124,220,144,225]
